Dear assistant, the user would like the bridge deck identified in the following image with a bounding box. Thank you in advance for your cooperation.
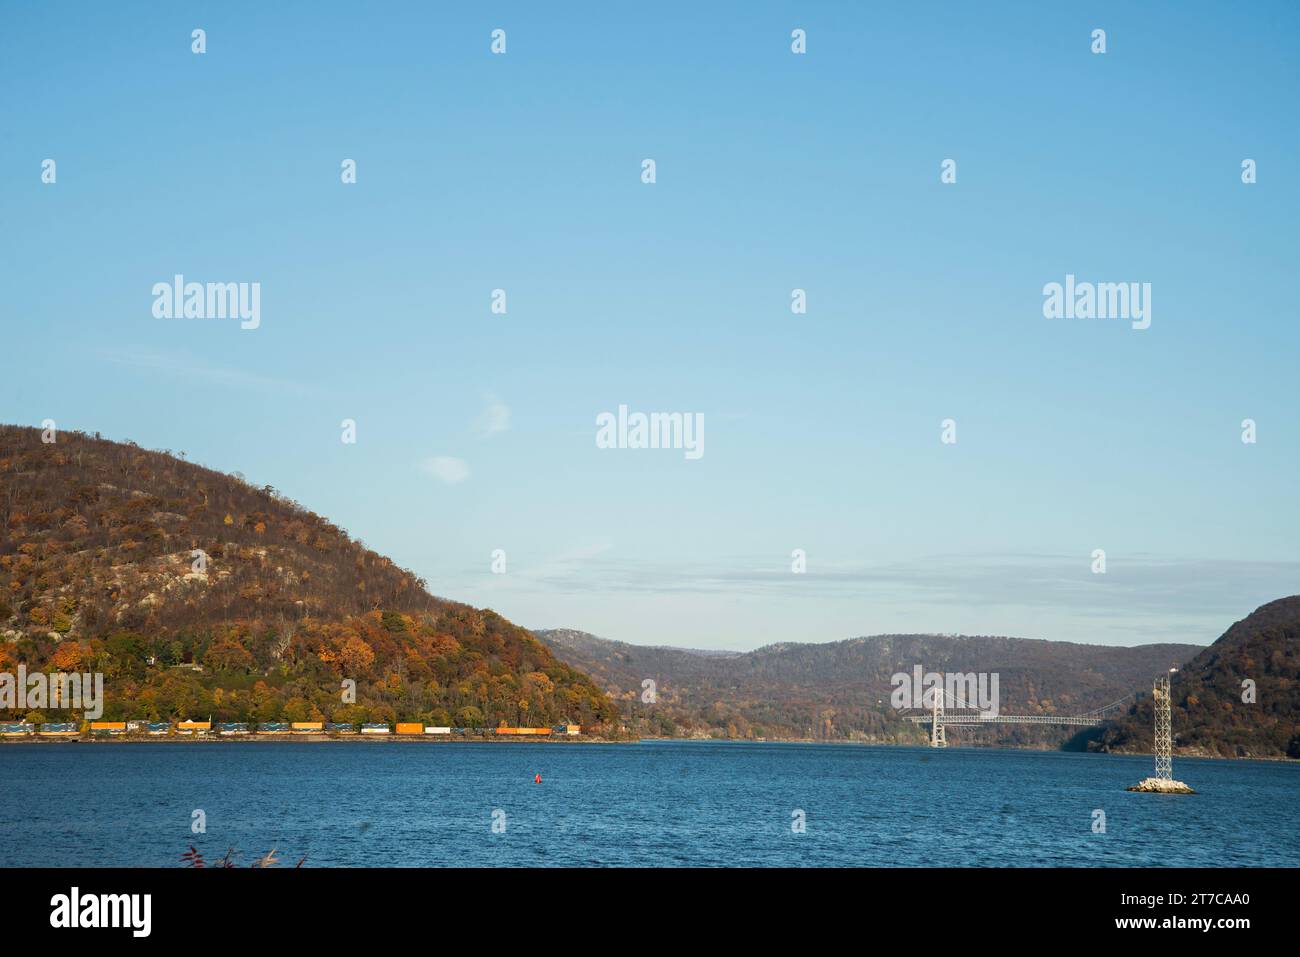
[904,714,1104,727]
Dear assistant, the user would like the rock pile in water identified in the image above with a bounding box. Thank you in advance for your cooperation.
[1127,776,1196,794]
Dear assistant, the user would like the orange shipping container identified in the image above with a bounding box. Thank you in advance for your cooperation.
[90,722,127,731]
[395,723,423,735]
[176,721,211,731]
[290,722,324,732]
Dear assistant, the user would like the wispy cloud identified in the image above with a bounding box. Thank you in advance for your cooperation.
[474,394,510,438]
[515,542,614,581]
[420,456,470,485]
[99,347,316,396]
[511,551,1300,640]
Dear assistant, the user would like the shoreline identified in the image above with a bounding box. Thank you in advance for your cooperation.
[634,736,1299,763]
[0,734,624,744]
[2,734,1294,761]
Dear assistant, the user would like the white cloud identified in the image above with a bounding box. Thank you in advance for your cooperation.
[420,456,470,485]
[474,394,510,437]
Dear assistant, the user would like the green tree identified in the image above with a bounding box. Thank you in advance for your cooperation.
[454,706,484,728]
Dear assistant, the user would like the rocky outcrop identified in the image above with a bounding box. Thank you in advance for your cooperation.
[1127,776,1196,794]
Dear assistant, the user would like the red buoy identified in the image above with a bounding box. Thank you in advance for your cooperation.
[534,773,542,784]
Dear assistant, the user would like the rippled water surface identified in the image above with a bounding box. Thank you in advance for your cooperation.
[2,740,1296,866]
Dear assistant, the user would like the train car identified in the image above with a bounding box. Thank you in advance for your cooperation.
[395,722,423,735]
[325,722,356,734]
[175,720,211,736]
[0,723,33,737]
[146,722,170,735]
[360,723,391,734]
[257,722,290,734]
[565,724,581,735]
[494,727,553,735]
[424,726,451,735]
[89,722,127,735]
[290,722,324,734]
[219,723,250,736]
[38,723,80,737]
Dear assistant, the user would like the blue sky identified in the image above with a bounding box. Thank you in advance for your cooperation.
[3,1,1297,650]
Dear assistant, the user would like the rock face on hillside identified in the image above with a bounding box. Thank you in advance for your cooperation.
[1096,597,1300,760]
[0,425,617,730]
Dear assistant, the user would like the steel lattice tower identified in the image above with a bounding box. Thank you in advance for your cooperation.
[1153,673,1173,780]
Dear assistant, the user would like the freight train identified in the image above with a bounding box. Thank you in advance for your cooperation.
[0,721,584,738]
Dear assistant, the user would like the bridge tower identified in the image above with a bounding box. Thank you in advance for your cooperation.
[930,686,946,749]
[1153,672,1173,780]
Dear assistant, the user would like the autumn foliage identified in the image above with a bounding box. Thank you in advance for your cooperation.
[0,425,616,730]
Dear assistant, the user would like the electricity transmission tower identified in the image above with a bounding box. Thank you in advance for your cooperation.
[1153,672,1173,780]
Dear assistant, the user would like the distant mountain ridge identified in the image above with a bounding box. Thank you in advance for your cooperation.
[540,628,743,660]
[535,627,1200,746]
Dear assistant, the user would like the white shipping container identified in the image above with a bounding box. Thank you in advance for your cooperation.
[424,727,452,734]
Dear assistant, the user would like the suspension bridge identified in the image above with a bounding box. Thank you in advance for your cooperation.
[903,671,1194,792]
[903,687,1135,748]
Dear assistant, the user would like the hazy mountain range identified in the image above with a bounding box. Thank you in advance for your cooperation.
[538,596,1300,758]
[535,627,1199,748]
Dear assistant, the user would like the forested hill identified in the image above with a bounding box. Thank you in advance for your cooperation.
[0,425,617,730]
[536,628,1199,746]
[1096,597,1300,759]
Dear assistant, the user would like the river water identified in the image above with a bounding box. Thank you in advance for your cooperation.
[2,740,1295,866]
